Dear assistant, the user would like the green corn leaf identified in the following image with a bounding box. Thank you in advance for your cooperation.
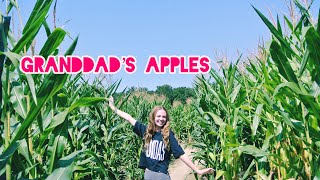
[203,80,228,113]
[284,16,293,32]
[0,74,68,171]
[290,119,305,133]
[0,52,37,104]
[39,28,66,59]
[279,111,313,138]
[204,112,226,128]
[273,82,310,97]
[270,40,298,83]
[279,111,294,128]
[262,133,274,152]
[46,151,82,180]
[37,112,44,133]
[0,141,20,175]
[232,145,268,157]
[37,109,69,150]
[294,15,303,36]
[210,70,224,87]
[226,124,237,144]
[17,139,32,166]
[276,123,283,141]
[106,79,122,98]
[69,97,105,112]
[252,104,263,136]
[0,16,10,81]
[314,170,320,180]
[305,27,320,85]
[10,82,27,119]
[293,0,310,19]
[317,9,320,34]
[232,108,239,128]
[64,35,78,56]
[23,0,53,34]
[43,19,52,37]
[299,94,320,120]
[227,64,237,96]
[39,97,105,150]
[48,122,68,174]
[84,150,108,176]
[106,123,126,143]
[252,6,297,58]
[7,30,17,48]
[309,126,320,141]
[215,170,225,180]
[277,15,283,37]
[298,50,309,77]
[6,0,14,14]
[12,9,46,53]
[240,160,255,180]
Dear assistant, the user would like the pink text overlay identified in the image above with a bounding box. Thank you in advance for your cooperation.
[20,55,211,74]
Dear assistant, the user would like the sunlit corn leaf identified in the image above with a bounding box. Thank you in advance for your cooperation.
[252,104,263,136]
[69,97,105,112]
[12,1,52,53]
[273,82,310,97]
[253,6,297,57]
[10,82,27,119]
[215,170,225,180]
[270,40,298,83]
[230,84,241,103]
[38,109,69,150]
[204,112,226,128]
[17,139,32,166]
[46,151,82,180]
[39,28,66,59]
[231,145,268,157]
[0,52,37,104]
[23,0,53,34]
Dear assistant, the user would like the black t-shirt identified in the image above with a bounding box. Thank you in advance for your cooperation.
[133,121,185,174]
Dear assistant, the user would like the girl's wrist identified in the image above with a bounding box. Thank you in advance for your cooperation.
[109,105,117,113]
[112,106,118,114]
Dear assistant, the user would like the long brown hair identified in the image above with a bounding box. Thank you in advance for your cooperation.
[143,106,170,150]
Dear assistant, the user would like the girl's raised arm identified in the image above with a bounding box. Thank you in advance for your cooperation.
[108,96,137,126]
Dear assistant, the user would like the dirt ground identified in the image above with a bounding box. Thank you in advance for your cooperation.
[168,145,202,180]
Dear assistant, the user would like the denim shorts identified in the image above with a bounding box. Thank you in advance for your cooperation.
[144,168,171,180]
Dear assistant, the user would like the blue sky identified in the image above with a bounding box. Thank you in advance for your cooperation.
[2,1,320,91]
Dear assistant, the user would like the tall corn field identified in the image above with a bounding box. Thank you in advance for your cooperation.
[1,0,320,180]
[0,0,150,179]
[194,1,320,179]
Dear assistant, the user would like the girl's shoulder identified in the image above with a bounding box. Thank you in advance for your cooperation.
[133,120,147,137]
[169,129,178,139]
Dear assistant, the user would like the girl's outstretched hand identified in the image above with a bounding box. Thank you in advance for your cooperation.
[196,168,214,175]
[108,96,116,111]
[107,96,136,126]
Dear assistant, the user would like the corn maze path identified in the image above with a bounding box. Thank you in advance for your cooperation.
[169,145,202,180]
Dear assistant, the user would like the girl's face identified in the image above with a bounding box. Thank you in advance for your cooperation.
[154,109,167,129]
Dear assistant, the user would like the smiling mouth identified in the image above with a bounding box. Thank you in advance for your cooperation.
[156,120,165,125]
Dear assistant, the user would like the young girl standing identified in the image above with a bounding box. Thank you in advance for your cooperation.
[108,96,213,179]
